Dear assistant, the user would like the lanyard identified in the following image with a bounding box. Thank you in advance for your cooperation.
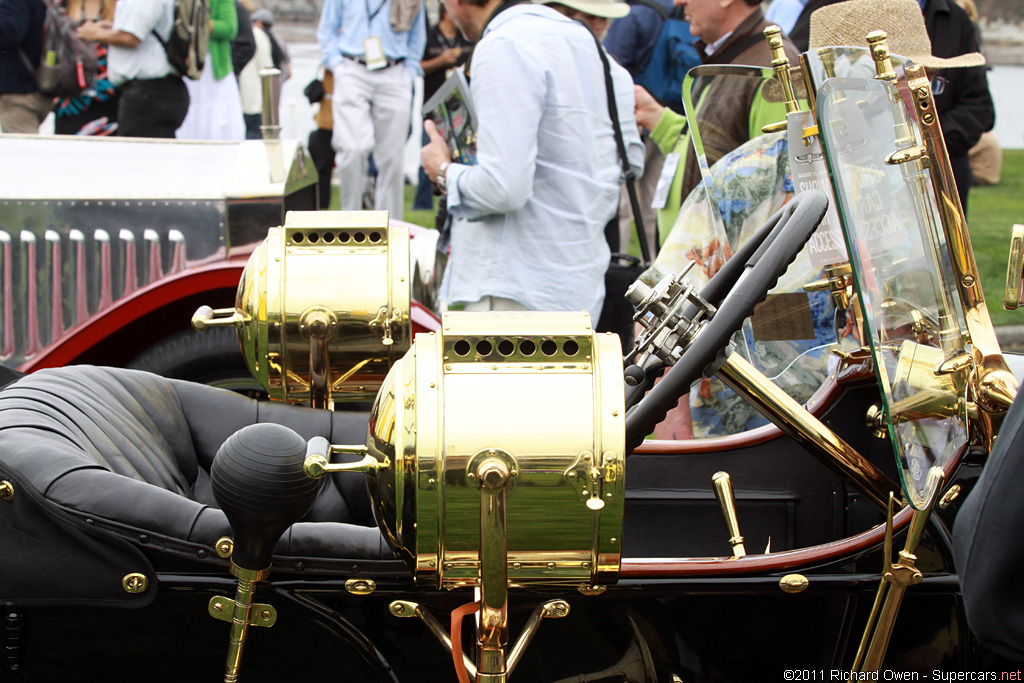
[365,0,388,23]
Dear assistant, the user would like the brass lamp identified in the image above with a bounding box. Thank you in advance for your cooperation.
[193,210,411,408]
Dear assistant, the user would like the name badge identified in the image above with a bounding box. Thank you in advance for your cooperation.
[363,36,387,70]
[651,152,681,210]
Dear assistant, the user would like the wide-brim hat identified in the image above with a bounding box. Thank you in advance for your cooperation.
[808,0,985,69]
[536,0,630,19]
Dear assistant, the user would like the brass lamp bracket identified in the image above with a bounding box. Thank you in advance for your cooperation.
[563,450,618,511]
[388,599,570,680]
[467,449,519,493]
[368,305,403,347]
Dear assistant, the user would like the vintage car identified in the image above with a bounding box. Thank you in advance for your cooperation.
[0,82,443,392]
[0,34,1021,682]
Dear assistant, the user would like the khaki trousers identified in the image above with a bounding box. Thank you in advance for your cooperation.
[0,91,52,134]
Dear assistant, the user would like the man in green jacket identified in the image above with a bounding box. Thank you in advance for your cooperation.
[633,0,797,231]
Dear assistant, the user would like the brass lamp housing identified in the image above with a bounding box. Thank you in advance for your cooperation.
[365,311,626,590]
[232,211,411,405]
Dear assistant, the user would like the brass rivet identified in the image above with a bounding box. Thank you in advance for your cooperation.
[610,537,618,544]
[547,562,556,569]
[963,275,975,287]
[215,537,234,558]
[212,602,224,613]
[122,573,149,594]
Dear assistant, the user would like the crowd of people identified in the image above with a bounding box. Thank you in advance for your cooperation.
[0,0,290,139]
[0,0,998,365]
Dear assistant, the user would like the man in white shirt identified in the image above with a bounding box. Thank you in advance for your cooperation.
[78,0,188,138]
[420,0,644,319]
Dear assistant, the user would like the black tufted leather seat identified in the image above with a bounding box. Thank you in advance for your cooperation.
[0,365,398,606]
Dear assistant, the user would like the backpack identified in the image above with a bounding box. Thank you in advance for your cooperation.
[632,0,702,113]
[26,0,99,99]
[153,0,211,80]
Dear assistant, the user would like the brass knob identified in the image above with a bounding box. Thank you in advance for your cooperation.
[215,537,234,558]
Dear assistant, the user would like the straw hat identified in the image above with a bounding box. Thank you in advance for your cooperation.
[536,0,630,19]
[808,0,985,69]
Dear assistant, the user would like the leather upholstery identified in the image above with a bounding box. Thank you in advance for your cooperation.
[0,366,394,568]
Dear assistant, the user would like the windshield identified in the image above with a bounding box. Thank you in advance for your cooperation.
[669,64,856,438]
[811,47,970,509]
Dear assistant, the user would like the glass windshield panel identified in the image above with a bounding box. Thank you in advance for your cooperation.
[814,56,969,509]
[667,64,855,438]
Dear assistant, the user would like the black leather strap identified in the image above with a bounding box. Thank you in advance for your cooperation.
[588,25,652,266]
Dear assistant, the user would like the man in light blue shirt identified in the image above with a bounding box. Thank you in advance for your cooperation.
[317,0,426,219]
[421,0,643,320]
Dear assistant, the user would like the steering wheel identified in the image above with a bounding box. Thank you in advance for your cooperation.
[624,189,830,450]
[623,201,797,409]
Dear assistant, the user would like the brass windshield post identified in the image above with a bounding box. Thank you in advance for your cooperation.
[903,62,1018,422]
[850,468,944,678]
[761,26,805,135]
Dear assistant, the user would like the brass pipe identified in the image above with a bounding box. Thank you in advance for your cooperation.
[717,353,898,511]
[477,458,510,683]
[222,566,269,683]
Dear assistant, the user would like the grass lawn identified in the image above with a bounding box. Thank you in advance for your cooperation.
[332,150,1024,327]
[966,148,1024,327]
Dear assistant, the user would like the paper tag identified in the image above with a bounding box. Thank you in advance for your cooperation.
[363,36,387,70]
[651,152,681,210]
[786,111,847,268]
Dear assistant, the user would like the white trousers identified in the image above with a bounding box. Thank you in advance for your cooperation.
[332,59,413,220]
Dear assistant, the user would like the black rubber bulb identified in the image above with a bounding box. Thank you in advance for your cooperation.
[211,423,322,571]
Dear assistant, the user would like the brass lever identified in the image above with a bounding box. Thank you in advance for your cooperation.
[192,305,246,331]
[303,437,386,479]
[712,471,746,558]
